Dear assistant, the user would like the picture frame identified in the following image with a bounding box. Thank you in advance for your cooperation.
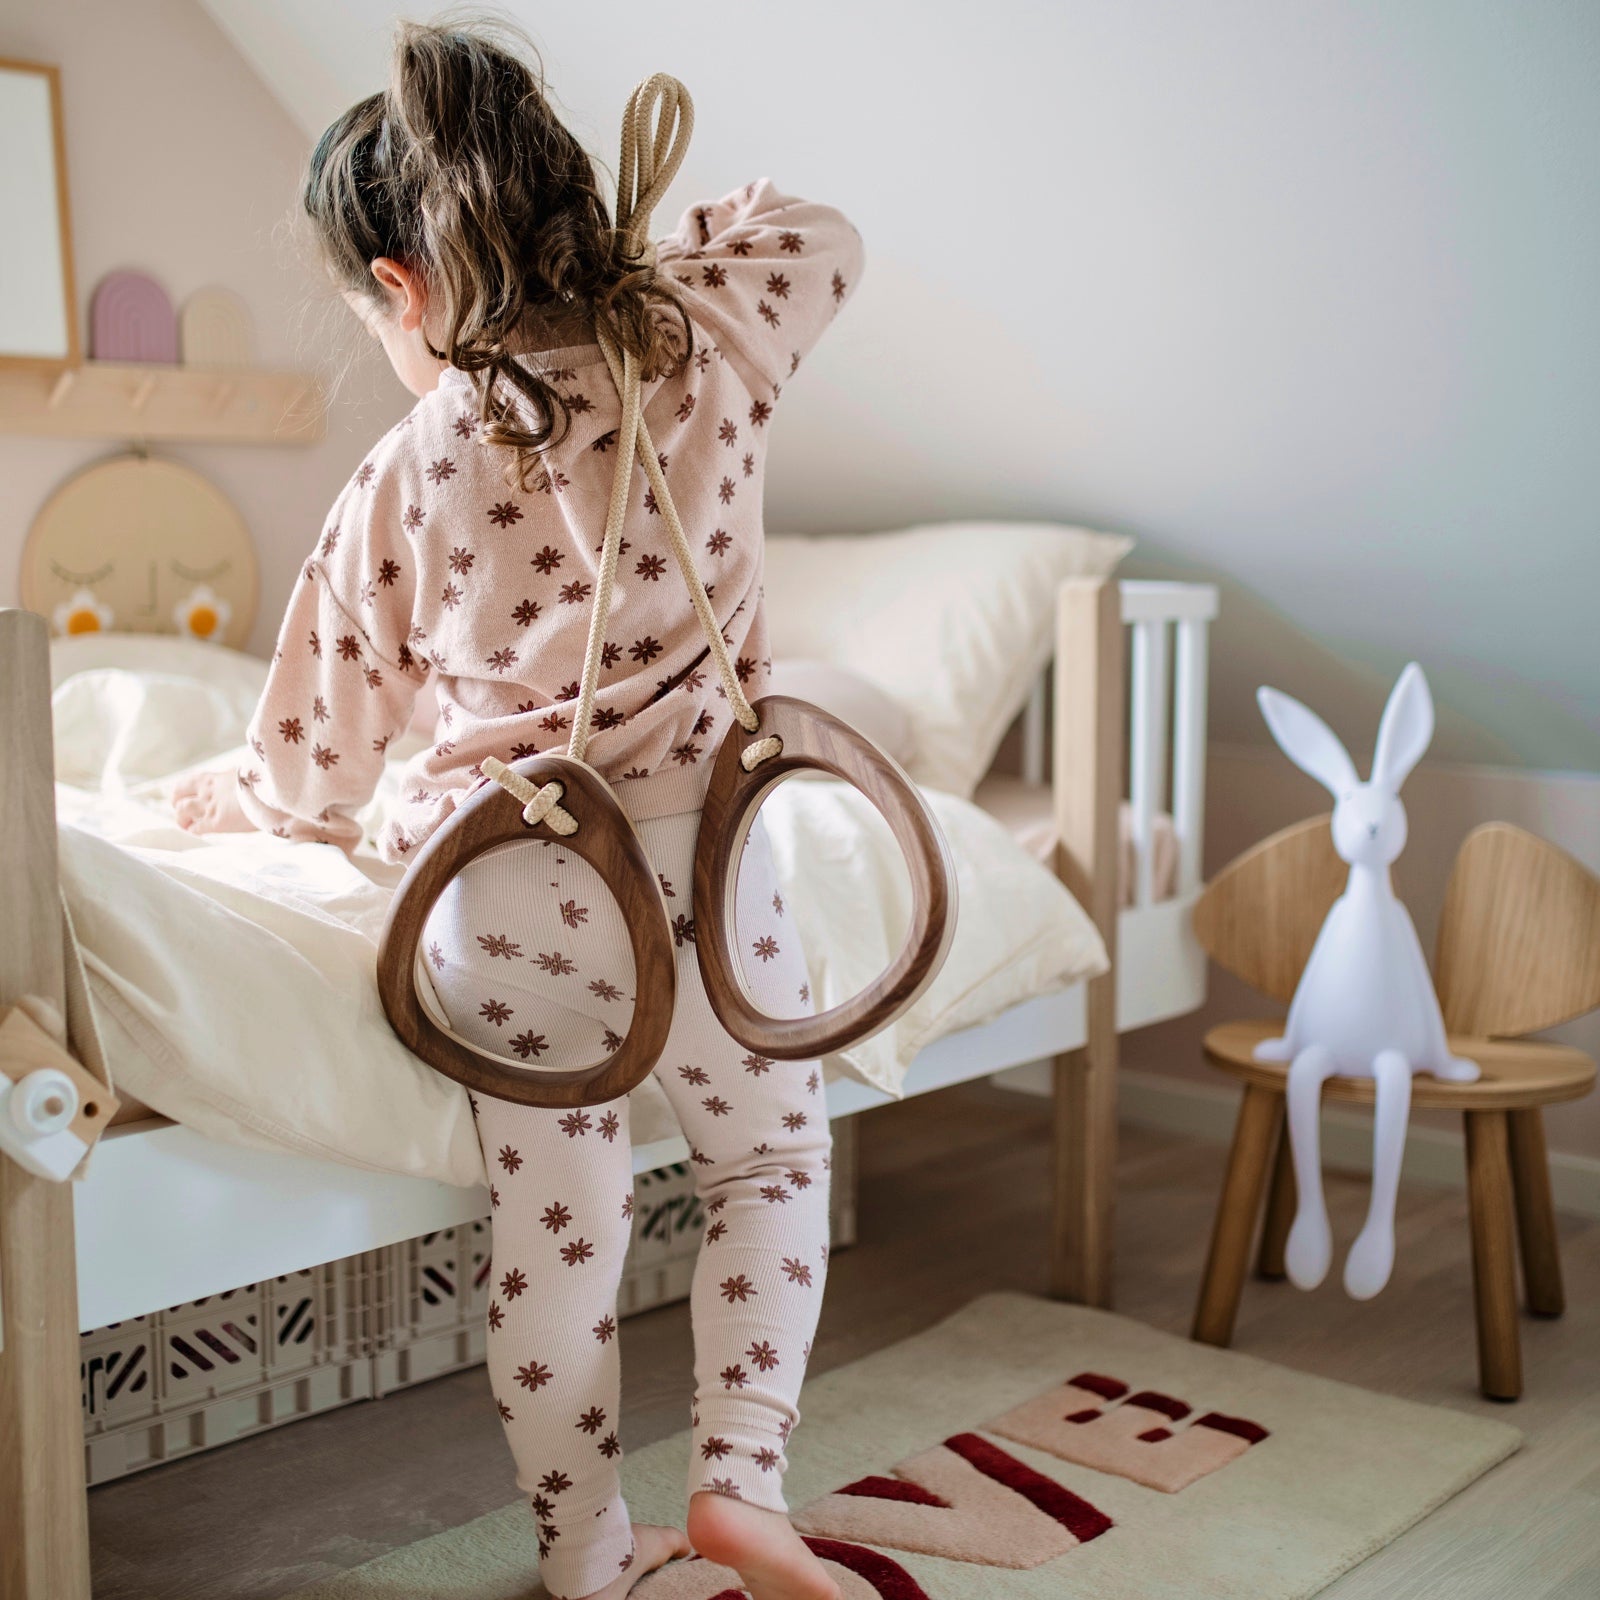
[0,58,80,370]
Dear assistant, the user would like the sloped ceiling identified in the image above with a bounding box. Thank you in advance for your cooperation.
[201,0,1600,772]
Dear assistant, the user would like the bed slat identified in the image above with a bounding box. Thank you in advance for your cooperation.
[1021,674,1048,786]
[1128,617,1170,909]
[1172,616,1211,895]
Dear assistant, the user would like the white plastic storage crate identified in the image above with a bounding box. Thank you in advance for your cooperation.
[83,1120,858,1485]
[81,1267,371,1485]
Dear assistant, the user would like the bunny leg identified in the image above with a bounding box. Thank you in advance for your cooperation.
[1283,1045,1338,1290]
[1253,1035,1294,1063]
[1344,1050,1413,1300]
[1433,1054,1481,1083]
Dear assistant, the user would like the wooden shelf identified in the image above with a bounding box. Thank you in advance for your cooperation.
[0,360,325,445]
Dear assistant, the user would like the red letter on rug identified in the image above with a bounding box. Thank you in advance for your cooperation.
[791,1432,1110,1568]
[987,1371,1270,1493]
[632,1540,931,1599]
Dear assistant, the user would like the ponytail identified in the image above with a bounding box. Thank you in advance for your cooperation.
[303,17,692,486]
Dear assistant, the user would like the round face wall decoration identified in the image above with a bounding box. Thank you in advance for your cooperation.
[21,455,258,648]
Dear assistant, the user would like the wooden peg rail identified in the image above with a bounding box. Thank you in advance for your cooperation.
[0,360,325,444]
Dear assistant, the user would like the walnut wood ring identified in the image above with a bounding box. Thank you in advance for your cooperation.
[694,695,958,1060]
[377,755,676,1108]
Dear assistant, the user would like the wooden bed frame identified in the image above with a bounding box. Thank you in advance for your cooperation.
[0,574,1217,1598]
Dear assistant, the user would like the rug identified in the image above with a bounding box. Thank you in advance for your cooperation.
[285,1292,1521,1599]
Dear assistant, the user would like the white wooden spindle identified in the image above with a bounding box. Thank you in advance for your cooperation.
[1147,622,1170,819]
[1021,674,1048,786]
[1172,617,1210,894]
[1128,618,1168,908]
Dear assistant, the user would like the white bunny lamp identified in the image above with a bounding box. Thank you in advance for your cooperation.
[1255,662,1479,1300]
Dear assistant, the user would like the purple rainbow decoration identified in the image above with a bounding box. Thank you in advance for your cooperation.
[90,270,178,363]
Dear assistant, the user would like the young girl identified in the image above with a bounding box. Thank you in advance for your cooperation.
[172,20,860,1600]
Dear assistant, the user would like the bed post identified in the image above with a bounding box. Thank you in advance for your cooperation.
[0,609,92,1599]
[1048,578,1124,1308]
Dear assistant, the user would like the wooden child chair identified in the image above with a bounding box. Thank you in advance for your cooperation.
[1189,819,1600,1399]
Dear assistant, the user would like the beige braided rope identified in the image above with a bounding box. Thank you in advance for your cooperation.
[593,325,780,773]
[486,73,779,829]
[479,755,578,835]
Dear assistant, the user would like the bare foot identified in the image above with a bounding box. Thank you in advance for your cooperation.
[687,1494,841,1600]
[574,1523,691,1599]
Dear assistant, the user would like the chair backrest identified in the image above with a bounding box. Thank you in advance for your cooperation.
[1191,814,1347,1004]
[1436,822,1600,1038]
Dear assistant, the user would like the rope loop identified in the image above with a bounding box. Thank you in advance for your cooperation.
[481,757,579,836]
[615,74,694,265]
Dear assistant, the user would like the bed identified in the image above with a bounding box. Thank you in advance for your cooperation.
[0,523,1215,1590]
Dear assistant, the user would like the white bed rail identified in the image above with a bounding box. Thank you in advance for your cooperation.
[1123,581,1218,905]
[1021,579,1218,908]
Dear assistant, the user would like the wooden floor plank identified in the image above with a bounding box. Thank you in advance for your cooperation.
[87,1087,1600,1600]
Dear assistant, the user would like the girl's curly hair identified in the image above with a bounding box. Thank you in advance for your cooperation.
[303,16,692,486]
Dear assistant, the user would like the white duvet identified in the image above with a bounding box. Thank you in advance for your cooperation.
[49,637,1107,1188]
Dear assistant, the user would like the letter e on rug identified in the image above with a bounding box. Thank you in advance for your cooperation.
[987,1371,1269,1493]
[791,1432,1111,1568]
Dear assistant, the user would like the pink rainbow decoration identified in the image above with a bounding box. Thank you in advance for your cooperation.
[90,270,178,363]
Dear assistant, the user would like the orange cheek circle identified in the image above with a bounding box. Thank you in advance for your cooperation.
[66,609,103,635]
[188,605,219,637]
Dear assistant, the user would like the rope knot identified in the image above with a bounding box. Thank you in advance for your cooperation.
[622,237,658,271]
[740,734,783,772]
[481,757,579,836]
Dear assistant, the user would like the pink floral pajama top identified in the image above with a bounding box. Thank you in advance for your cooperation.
[235,179,863,863]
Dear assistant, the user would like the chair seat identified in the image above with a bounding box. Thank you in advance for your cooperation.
[1204,1020,1596,1111]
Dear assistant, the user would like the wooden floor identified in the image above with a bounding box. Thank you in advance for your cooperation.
[88,1084,1600,1599]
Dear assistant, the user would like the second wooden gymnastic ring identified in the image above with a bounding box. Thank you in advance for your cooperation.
[693,694,958,1060]
[377,755,676,1108]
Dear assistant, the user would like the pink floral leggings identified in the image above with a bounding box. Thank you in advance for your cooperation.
[421,806,831,1599]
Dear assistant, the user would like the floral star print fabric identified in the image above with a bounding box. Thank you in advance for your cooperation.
[423,806,830,1599]
[234,178,864,858]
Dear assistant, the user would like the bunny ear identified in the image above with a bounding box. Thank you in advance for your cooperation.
[1371,662,1433,793]
[1258,686,1358,796]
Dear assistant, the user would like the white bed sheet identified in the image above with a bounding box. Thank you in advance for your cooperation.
[49,639,1107,1188]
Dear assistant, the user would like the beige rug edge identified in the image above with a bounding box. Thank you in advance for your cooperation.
[284,1291,1522,1600]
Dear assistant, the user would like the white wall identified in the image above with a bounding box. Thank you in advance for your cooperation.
[203,0,1600,772]
[0,0,411,656]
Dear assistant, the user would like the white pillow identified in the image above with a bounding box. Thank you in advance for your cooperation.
[764,522,1132,798]
[767,658,916,767]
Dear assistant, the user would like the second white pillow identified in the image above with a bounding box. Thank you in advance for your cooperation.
[765,522,1133,798]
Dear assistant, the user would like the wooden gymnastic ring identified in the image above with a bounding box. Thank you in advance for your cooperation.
[694,695,958,1060]
[377,755,676,1108]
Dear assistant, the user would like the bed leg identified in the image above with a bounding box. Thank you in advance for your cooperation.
[1051,1031,1117,1306]
[0,1171,89,1600]
[0,608,92,1600]
[1047,578,1124,1309]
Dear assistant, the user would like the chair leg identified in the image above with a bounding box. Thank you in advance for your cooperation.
[1192,1085,1283,1347]
[1464,1110,1522,1401]
[1507,1108,1564,1317]
[1256,1125,1296,1281]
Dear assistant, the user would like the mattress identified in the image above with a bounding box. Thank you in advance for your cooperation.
[49,638,1108,1188]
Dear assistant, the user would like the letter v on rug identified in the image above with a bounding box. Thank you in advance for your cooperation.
[791,1432,1111,1568]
